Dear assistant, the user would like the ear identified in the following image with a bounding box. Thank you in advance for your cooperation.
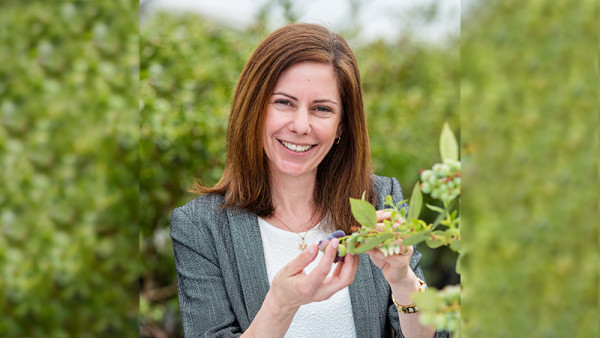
[336,124,343,138]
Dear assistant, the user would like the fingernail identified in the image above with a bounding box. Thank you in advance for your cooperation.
[308,244,316,254]
[318,238,330,252]
[332,238,339,247]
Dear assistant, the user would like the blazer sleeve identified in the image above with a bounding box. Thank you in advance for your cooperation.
[171,204,242,337]
[384,177,450,338]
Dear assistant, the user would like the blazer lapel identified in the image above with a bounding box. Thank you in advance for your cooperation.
[349,254,382,337]
[226,207,270,326]
[226,208,384,336]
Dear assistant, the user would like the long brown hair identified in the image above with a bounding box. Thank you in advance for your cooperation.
[191,23,375,233]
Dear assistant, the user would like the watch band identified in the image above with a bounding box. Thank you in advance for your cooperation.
[392,278,427,314]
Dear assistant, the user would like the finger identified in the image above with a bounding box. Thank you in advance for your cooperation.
[365,248,387,268]
[337,251,358,284]
[330,258,343,279]
[366,246,385,259]
[377,209,407,227]
[376,210,392,222]
[393,239,412,256]
[401,244,413,256]
[306,238,338,287]
[283,243,318,275]
[317,253,359,298]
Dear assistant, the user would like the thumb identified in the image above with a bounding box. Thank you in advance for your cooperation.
[284,243,318,275]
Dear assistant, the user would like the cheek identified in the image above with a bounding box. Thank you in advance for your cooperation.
[263,110,285,134]
[262,113,276,140]
[319,122,342,140]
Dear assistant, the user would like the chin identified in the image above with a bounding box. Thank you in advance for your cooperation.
[275,164,312,178]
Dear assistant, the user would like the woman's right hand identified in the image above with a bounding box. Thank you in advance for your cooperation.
[244,239,358,338]
[268,238,359,312]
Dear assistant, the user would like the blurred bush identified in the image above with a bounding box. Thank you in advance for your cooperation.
[0,1,138,337]
[460,0,598,336]
[140,5,459,336]
[140,12,258,337]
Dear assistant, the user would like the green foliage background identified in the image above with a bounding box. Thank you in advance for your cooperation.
[140,4,459,336]
[0,1,138,336]
[460,0,598,336]
[3,1,596,337]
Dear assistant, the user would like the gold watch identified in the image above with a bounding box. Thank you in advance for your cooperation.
[392,279,427,314]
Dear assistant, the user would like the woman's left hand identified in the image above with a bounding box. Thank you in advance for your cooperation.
[366,211,436,338]
[365,210,421,300]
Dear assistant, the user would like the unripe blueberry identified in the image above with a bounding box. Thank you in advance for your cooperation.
[420,170,433,182]
[441,192,450,202]
[337,244,346,257]
[420,182,432,194]
[439,164,451,177]
[454,161,461,172]
[427,174,437,185]
[444,159,460,172]
[432,163,444,176]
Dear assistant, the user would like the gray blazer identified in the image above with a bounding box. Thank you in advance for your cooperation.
[171,175,449,337]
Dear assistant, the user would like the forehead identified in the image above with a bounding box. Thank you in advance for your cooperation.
[273,62,339,100]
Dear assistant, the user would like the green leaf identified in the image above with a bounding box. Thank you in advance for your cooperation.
[455,252,463,275]
[346,235,358,253]
[352,232,394,253]
[385,195,394,208]
[412,288,441,312]
[401,230,431,246]
[350,197,377,228]
[426,203,445,214]
[407,183,423,221]
[384,219,393,232]
[396,199,408,209]
[449,238,461,253]
[440,122,458,161]
[426,238,445,248]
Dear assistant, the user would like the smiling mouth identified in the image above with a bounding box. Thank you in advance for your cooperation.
[279,140,315,153]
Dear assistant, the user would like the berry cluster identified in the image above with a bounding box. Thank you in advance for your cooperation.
[318,230,347,262]
[415,285,460,334]
[419,159,461,204]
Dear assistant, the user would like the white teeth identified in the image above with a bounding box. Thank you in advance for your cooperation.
[281,140,312,152]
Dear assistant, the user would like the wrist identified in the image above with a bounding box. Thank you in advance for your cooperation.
[391,278,427,314]
[263,289,299,320]
[390,274,426,306]
[247,290,298,338]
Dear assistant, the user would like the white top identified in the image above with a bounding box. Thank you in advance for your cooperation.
[257,217,356,338]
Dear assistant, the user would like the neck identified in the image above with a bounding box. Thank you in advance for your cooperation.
[269,171,318,232]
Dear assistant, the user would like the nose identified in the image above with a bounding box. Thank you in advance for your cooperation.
[288,108,311,135]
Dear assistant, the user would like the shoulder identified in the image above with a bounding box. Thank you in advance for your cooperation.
[173,193,225,216]
[371,174,405,209]
[170,193,227,232]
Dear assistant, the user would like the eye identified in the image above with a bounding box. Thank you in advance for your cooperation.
[315,106,333,113]
[274,99,293,106]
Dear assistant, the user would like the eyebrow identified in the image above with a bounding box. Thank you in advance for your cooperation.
[272,92,339,106]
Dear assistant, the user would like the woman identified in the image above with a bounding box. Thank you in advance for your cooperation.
[171,23,446,337]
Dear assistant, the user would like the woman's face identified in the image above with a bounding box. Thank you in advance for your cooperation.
[263,61,343,180]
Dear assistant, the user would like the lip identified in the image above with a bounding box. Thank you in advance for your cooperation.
[278,139,317,154]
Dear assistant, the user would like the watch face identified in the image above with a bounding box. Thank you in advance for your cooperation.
[418,279,427,292]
